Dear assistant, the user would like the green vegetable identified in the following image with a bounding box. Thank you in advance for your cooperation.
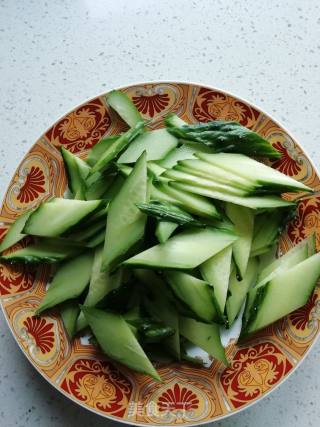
[82,306,161,380]
[0,210,32,252]
[36,251,93,314]
[90,121,145,174]
[0,237,83,263]
[165,116,281,159]
[86,135,120,166]
[124,227,237,270]
[136,201,203,227]
[155,221,178,243]
[60,300,80,339]
[106,90,142,128]
[23,198,102,237]
[61,147,91,199]
[102,151,147,270]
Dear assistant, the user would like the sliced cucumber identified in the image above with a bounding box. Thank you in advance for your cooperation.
[165,271,217,322]
[256,236,312,288]
[85,171,115,200]
[82,306,160,380]
[170,181,294,209]
[154,181,220,218]
[0,238,82,263]
[135,269,180,359]
[102,151,147,270]
[106,90,142,128]
[136,201,203,226]
[86,229,105,248]
[103,175,125,200]
[164,114,187,128]
[147,161,166,178]
[23,198,102,237]
[36,251,93,314]
[200,245,232,316]
[158,142,213,169]
[76,245,123,331]
[67,219,106,242]
[60,300,80,339]
[196,153,311,193]
[251,209,291,256]
[86,135,120,166]
[226,257,258,327]
[226,203,254,279]
[155,221,178,243]
[118,128,178,163]
[0,210,32,252]
[61,147,91,199]
[245,252,320,334]
[90,121,145,174]
[163,168,247,196]
[124,227,237,270]
[177,159,255,191]
[179,316,227,364]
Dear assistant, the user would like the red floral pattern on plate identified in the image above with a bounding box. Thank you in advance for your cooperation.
[17,166,46,203]
[192,88,260,128]
[61,359,132,417]
[289,294,317,331]
[271,141,301,176]
[220,342,293,408]
[23,316,55,354]
[132,93,170,117]
[45,98,110,153]
[158,383,199,412]
[287,197,320,247]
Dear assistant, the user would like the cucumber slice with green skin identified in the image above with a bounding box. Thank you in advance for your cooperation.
[196,153,312,193]
[157,142,213,169]
[86,135,120,167]
[226,203,254,279]
[0,210,32,252]
[117,163,133,178]
[166,120,281,159]
[85,171,115,200]
[103,175,125,200]
[85,229,105,248]
[165,114,187,128]
[23,198,102,237]
[244,251,320,335]
[67,218,106,242]
[243,241,310,328]
[102,151,147,271]
[147,161,166,178]
[82,306,160,380]
[226,257,258,327]
[136,201,203,227]
[0,238,83,263]
[179,316,227,364]
[79,202,109,227]
[200,245,233,316]
[61,147,91,200]
[76,245,123,332]
[60,300,80,339]
[90,121,145,175]
[177,159,255,191]
[256,236,312,288]
[165,271,218,322]
[106,90,142,128]
[123,227,237,270]
[170,181,294,209]
[36,251,94,314]
[155,221,178,243]
[154,181,220,219]
[118,128,178,163]
[135,269,180,359]
[163,168,248,197]
[251,209,293,257]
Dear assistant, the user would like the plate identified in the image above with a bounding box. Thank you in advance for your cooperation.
[1,82,320,425]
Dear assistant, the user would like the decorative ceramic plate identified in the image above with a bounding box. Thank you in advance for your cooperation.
[1,82,320,425]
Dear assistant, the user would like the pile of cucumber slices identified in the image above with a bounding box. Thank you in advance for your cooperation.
[1,90,320,381]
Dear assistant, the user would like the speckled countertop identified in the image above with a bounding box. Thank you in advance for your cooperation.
[0,0,320,426]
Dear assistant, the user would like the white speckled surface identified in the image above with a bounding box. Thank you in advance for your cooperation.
[0,0,320,425]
